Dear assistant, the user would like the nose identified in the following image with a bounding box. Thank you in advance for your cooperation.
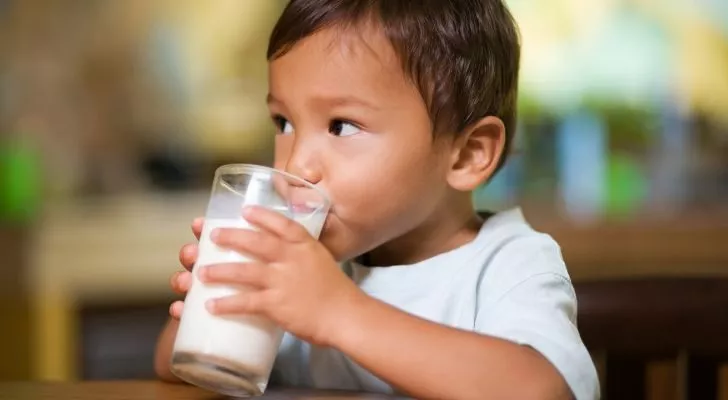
[283,135,322,185]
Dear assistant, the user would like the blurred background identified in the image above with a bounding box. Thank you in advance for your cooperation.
[0,0,726,399]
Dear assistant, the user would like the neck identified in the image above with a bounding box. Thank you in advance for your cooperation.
[366,193,484,266]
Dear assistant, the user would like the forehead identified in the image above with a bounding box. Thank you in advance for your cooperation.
[268,25,415,102]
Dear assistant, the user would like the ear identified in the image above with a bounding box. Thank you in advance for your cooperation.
[446,116,507,191]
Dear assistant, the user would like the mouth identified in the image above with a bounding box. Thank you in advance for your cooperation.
[287,185,330,210]
[290,202,323,214]
[271,173,329,206]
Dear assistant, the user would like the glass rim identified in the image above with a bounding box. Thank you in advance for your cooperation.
[214,163,331,213]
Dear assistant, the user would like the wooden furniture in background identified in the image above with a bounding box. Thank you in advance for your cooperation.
[29,194,207,381]
[575,278,728,400]
[27,194,728,389]
[531,210,728,281]
[0,381,400,399]
[0,225,32,381]
[79,303,170,380]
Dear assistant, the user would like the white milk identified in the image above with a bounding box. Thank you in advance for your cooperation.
[172,213,326,396]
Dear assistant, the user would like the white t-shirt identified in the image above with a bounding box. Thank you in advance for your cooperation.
[274,208,600,400]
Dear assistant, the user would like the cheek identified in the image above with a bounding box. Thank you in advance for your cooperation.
[327,142,445,223]
[273,136,292,170]
[324,162,443,258]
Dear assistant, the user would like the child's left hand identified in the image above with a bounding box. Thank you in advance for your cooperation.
[199,206,363,347]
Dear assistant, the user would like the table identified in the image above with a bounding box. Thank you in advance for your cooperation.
[0,381,399,400]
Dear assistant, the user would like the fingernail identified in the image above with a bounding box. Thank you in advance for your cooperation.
[193,217,203,226]
[210,228,220,240]
[183,245,195,257]
[170,303,180,318]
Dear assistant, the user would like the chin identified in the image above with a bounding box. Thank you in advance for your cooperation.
[316,215,355,262]
[317,214,337,245]
[316,212,334,241]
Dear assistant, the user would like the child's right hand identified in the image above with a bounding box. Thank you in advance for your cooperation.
[169,218,204,320]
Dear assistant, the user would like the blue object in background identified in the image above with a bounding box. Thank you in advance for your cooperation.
[474,154,523,210]
[649,98,691,214]
[556,111,608,223]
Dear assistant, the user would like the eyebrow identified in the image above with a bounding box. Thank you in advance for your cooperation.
[267,93,381,111]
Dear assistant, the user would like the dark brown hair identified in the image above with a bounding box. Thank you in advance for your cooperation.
[268,0,521,174]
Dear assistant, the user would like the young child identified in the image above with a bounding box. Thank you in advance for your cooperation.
[155,1,599,398]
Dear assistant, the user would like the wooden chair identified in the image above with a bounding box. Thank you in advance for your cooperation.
[575,278,728,400]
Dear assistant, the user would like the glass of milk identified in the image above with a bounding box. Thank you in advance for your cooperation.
[170,164,330,397]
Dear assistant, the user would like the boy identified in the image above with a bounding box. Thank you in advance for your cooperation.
[155,1,599,399]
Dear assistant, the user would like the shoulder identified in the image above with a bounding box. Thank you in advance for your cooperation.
[473,210,599,399]
[473,209,572,302]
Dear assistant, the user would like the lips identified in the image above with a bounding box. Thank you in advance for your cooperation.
[289,202,318,214]
[286,185,329,212]
[270,174,329,212]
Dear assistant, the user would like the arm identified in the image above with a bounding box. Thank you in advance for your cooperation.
[329,293,572,400]
[201,210,588,398]
[154,317,183,383]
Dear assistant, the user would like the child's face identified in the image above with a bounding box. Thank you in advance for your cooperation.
[268,26,455,262]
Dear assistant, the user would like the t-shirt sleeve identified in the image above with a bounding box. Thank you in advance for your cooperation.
[273,333,309,387]
[474,240,600,400]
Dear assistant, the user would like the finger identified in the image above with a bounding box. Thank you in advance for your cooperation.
[170,271,193,294]
[192,217,204,240]
[200,262,270,288]
[243,206,310,243]
[169,271,182,293]
[206,292,267,315]
[212,227,281,262]
[179,243,198,271]
[170,301,184,320]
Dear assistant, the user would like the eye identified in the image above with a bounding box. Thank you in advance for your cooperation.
[273,115,294,135]
[329,119,360,137]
